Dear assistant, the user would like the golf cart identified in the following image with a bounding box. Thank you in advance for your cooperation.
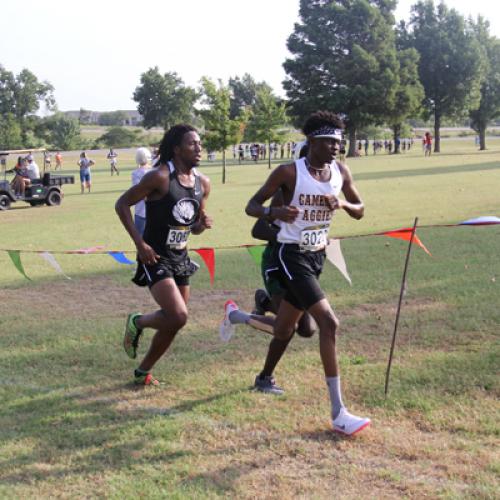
[0,149,74,211]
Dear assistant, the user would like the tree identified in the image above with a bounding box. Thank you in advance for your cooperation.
[96,127,144,148]
[228,74,273,119]
[133,67,197,130]
[408,1,484,152]
[198,77,244,184]
[0,114,23,150]
[245,87,288,168]
[386,35,424,153]
[98,111,128,126]
[283,0,401,156]
[78,108,93,125]
[0,65,55,144]
[469,17,500,150]
[45,113,82,150]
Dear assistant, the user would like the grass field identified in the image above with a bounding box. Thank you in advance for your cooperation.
[0,139,499,498]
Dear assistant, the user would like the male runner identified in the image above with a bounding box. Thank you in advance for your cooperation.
[220,144,318,395]
[243,111,370,435]
[115,124,212,385]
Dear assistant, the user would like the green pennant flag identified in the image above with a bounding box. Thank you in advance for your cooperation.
[246,245,266,266]
[7,250,31,280]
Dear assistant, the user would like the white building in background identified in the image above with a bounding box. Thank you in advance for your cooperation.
[62,110,143,126]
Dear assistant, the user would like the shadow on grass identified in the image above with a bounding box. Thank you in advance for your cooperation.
[355,160,499,182]
[0,382,243,486]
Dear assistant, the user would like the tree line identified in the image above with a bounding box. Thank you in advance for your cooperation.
[1,0,500,160]
[133,0,500,157]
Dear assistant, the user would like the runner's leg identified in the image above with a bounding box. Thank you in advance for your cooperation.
[136,278,188,372]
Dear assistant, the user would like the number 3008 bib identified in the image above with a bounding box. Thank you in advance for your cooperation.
[166,227,190,250]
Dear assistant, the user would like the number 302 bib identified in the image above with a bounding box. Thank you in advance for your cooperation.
[166,226,191,250]
[299,226,328,251]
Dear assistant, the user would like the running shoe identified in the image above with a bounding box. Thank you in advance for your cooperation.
[219,300,238,342]
[332,408,371,436]
[254,375,285,395]
[252,288,271,315]
[134,371,159,386]
[123,312,143,359]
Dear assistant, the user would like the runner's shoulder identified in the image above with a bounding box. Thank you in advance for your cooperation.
[143,164,170,185]
[274,161,296,175]
[335,159,352,179]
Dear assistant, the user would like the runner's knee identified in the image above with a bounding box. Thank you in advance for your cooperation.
[158,309,188,331]
[317,312,339,339]
[296,314,318,338]
[273,325,294,341]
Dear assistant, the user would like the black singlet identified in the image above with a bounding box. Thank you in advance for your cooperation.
[142,162,204,257]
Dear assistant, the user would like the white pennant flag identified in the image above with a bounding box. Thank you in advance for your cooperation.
[39,252,71,280]
[326,239,352,285]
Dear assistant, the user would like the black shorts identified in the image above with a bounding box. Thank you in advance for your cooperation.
[272,243,326,310]
[132,252,199,289]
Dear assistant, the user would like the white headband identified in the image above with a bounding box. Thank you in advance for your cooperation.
[309,126,343,141]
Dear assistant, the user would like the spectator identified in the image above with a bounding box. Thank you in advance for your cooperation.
[10,157,30,197]
[77,151,94,194]
[131,147,152,235]
[26,155,40,180]
[424,132,432,156]
[107,148,119,176]
[55,151,63,170]
[44,152,52,170]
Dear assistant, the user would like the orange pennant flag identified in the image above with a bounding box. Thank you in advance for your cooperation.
[383,228,431,256]
[193,248,215,285]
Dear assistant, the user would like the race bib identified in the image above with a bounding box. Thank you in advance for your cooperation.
[166,227,190,249]
[300,227,328,251]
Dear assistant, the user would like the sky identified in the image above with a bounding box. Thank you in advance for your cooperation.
[3,0,500,112]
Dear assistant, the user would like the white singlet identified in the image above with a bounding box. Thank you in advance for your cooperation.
[277,157,343,251]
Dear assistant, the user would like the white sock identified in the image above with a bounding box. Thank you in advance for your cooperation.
[326,376,345,419]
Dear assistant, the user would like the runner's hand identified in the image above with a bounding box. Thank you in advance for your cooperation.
[137,242,160,265]
[200,209,213,229]
[325,194,343,211]
[272,205,300,222]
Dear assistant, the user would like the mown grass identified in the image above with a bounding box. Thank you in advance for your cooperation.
[0,138,499,498]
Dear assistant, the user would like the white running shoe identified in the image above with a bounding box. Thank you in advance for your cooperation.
[219,300,239,342]
[332,408,371,436]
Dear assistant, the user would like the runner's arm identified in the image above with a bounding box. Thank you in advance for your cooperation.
[115,170,166,262]
[246,165,298,222]
[192,175,212,235]
[338,163,364,220]
[251,190,284,241]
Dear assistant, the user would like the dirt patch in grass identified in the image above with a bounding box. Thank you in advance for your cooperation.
[0,276,448,326]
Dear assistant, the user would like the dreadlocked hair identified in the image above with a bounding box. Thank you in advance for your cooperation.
[158,124,197,163]
[302,111,344,136]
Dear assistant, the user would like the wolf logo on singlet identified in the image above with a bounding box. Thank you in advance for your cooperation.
[133,161,203,288]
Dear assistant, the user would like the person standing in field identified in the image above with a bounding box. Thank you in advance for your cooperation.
[424,132,432,156]
[77,152,94,194]
[238,110,370,436]
[131,147,152,235]
[44,152,52,170]
[115,124,213,385]
[107,148,120,175]
[55,151,63,170]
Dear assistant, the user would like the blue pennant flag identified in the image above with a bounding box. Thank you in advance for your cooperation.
[108,252,135,265]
